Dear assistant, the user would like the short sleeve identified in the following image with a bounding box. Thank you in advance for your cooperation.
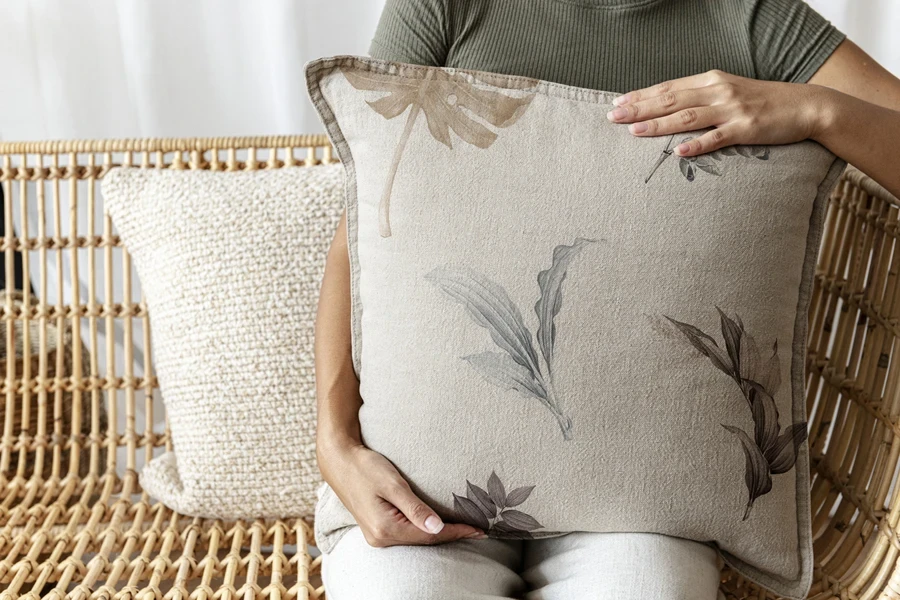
[746,0,847,83]
[368,0,449,67]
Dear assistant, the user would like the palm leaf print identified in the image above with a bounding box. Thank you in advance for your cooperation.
[453,471,544,539]
[662,308,807,519]
[341,66,539,237]
[426,238,596,440]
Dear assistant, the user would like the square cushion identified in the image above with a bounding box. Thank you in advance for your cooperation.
[101,165,343,519]
[305,54,846,599]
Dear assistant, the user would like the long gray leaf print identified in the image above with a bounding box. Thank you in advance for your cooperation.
[662,308,808,519]
[427,239,596,440]
[425,266,542,375]
[723,424,773,520]
[462,352,547,402]
[534,237,596,379]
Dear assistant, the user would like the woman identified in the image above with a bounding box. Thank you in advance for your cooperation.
[314,0,900,598]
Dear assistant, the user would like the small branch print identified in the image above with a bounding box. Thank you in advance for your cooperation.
[453,471,544,539]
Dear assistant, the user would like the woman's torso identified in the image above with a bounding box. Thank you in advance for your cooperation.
[369,0,845,92]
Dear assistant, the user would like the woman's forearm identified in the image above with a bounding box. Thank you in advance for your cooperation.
[315,209,364,457]
[810,85,900,199]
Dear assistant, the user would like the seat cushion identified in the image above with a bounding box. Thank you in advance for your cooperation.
[101,165,343,519]
[304,54,846,599]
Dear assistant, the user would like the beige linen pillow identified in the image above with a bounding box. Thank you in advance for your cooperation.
[101,165,343,519]
[305,55,845,599]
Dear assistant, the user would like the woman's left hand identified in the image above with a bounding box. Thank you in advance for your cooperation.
[606,69,830,158]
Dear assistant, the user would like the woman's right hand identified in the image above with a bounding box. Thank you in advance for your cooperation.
[318,440,487,547]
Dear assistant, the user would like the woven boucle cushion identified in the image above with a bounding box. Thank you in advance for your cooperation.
[101,165,343,518]
[304,55,847,599]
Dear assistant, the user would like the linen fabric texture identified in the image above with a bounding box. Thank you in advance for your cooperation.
[323,526,724,600]
[101,165,344,519]
[305,54,846,599]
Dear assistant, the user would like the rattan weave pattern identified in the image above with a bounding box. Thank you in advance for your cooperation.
[0,135,896,600]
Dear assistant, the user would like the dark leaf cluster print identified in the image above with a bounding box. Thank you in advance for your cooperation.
[664,308,807,520]
[426,238,596,440]
[340,66,539,237]
[644,134,770,184]
[453,471,543,539]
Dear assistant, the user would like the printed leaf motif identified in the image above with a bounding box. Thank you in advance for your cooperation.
[500,510,543,531]
[694,156,721,176]
[427,239,595,440]
[759,341,781,396]
[723,425,773,520]
[735,145,770,160]
[534,237,597,378]
[645,135,772,184]
[341,66,539,237]
[487,471,507,509]
[747,382,780,451]
[679,157,695,182]
[491,521,536,539]
[425,266,541,375]
[453,471,544,539]
[453,493,491,530]
[462,352,547,401]
[717,306,742,375]
[466,481,497,518]
[766,422,808,474]
[662,308,807,519]
[504,486,535,507]
[663,316,733,376]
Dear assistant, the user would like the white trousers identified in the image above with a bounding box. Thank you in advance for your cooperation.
[322,526,725,600]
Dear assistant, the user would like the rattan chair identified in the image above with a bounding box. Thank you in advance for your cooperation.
[0,136,896,600]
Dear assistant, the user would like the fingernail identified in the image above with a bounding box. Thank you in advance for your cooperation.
[630,122,648,134]
[465,531,488,539]
[674,143,690,155]
[424,515,444,534]
[613,94,630,106]
[606,107,627,121]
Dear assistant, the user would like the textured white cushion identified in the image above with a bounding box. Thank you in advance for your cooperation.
[305,54,846,599]
[101,165,343,518]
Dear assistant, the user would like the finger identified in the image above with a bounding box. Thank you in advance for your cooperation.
[614,69,730,106]
[626,106,725,137]
[365,501,485,548]
[394,521,487,546]
[380,479,448,535]
[672,126,736,157]
[607,87,714,124]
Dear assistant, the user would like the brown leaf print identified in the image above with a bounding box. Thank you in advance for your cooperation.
[453,471,544,539]
[662,308,807,520]
[341,66,539,237]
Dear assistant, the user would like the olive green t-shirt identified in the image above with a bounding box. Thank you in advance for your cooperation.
[368,0,846,92]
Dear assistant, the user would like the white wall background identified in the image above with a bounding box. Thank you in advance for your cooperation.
[0,0,895,142]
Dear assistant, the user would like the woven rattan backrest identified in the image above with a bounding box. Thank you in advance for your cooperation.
[0,136,333,494]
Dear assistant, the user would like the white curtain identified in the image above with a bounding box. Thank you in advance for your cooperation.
[0,0,387,141]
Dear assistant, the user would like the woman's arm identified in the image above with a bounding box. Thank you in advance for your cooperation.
[605,39,900,199]
[315,210,485,547]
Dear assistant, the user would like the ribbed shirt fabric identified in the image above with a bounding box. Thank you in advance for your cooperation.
[368,0,846,93]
